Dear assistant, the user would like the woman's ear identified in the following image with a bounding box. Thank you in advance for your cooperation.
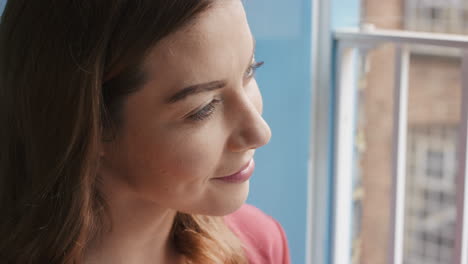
[98,140,113,171]
[99,138,113,158]
[98,136,112,158]
[100,126,117,158]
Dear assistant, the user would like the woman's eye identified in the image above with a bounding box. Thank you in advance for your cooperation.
[187,99,223,122]
[245,60,264,79]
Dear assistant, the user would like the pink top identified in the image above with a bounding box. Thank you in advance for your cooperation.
[225,204,291,264]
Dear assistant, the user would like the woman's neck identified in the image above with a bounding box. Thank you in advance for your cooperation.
[84,177,182,264]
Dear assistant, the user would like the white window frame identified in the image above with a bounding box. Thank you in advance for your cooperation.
[307,0,334,263]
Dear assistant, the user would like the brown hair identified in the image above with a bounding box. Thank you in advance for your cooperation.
[0,1,246,263]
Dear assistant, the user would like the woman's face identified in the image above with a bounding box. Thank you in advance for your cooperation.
[101,0,271,216]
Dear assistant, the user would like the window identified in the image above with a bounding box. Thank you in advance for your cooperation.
[310,1,468,264]
[331,27,467,264]
[406,126,458,264]
[425,149,444,178]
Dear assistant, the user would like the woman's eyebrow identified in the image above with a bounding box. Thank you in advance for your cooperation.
[165,37,256,105]
[165,80,227,104]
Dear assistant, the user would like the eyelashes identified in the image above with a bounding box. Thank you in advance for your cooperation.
[187,98,223,121]
[245,61,264,79]
[187,60,265,122]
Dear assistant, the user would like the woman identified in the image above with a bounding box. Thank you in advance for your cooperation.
[0,0,291,263]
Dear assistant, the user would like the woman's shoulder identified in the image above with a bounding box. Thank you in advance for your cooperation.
[224,204,291,264]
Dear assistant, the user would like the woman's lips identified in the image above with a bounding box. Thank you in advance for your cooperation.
[214,159,255,184]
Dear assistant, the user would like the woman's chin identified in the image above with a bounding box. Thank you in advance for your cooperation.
[210,180,250,216]
[180,181,250,217]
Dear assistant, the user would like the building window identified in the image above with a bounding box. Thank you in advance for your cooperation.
[426,150,444,178]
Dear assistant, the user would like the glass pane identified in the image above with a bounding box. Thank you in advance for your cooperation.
[404,50,461,264]
[362,0,468,35]
[349,43,463,264]
[351,43,397,264]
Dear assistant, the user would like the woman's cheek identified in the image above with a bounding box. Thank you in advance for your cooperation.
[155,139,211,177]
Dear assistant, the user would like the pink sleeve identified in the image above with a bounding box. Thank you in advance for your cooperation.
[273,218,291,264]
[225,204,291,264]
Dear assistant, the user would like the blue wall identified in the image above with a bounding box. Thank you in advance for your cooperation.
[244,1,312,264]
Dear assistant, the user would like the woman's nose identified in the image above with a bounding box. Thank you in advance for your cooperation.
[226,87,272,153]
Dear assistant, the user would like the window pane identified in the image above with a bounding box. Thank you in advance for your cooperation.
[404,50,461,264]
[350,43,463,264]
[351,43,396,264]
[362,0,468,34]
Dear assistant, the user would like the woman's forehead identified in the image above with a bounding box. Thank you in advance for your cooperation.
[141,0,253,87]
